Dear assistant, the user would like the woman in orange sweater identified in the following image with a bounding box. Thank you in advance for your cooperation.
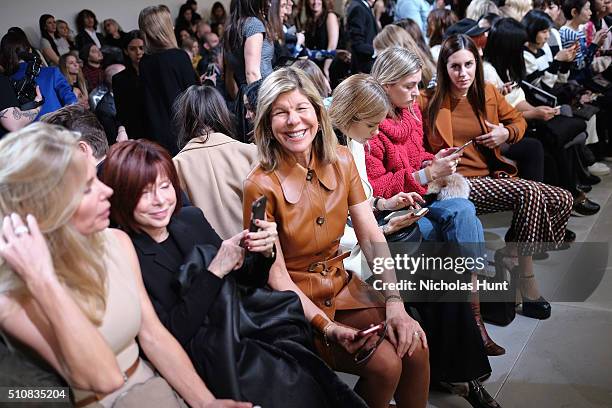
[420,34,573,320]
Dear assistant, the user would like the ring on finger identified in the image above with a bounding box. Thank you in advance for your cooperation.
[14,225,30,237]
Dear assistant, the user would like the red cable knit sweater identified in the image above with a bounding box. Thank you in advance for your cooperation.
[365,105,434,198]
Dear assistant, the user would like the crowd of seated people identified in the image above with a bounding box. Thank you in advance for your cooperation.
[1,1,612,407]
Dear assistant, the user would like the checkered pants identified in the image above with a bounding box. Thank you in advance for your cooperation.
[467,177,573,256]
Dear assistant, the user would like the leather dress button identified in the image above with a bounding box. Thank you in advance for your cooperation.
[324,299,332,307]
[316,216,325,225]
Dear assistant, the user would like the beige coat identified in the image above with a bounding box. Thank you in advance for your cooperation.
[173,133,258,240]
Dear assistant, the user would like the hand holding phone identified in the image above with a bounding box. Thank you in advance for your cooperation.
[383,207,429,222]
[249,196,267,232]
[356,322,386,338]
[453,139,473,154]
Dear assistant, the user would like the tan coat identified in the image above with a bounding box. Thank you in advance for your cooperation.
[173,133,258,240]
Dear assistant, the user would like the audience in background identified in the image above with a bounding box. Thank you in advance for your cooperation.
[102,19,128,50]
[75,9,105,51]
[139,5,196,155]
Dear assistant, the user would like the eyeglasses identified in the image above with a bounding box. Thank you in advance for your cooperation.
[353,322,388,366]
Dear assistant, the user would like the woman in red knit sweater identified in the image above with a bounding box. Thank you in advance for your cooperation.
[365,47,507,357]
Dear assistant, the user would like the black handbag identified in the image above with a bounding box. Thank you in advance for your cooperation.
[178,245,368,408]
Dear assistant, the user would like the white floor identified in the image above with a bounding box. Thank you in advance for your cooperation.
[341,171,612,408]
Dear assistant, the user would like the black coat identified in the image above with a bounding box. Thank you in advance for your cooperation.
[113,65,146,140]
[346,0,379,74]
[130,206,270,348]
[139,49,196,155]
[75,31,106,51]
[130,207,367,407]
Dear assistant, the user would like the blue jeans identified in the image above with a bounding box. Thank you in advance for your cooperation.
[417,198,484,258]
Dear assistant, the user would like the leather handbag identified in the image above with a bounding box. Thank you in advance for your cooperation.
[177,245,368,408]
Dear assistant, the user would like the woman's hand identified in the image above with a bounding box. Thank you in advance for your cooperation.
[428,152,461,180]
[381,192,424,211]
[208,231,247,278]
[383,212,422,236]
[327,323,379,354]
[555,44,577,62]
[0,214,56,288]
[475,120,510,149]
[498,81,515,95]
[593,28,610,47]
[434,147,462,160]
[533,106,557,121]
[385,302,428,358]
[244,219,277,258]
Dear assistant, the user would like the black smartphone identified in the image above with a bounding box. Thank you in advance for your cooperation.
[205,63,215,77]
[249,196,267,232]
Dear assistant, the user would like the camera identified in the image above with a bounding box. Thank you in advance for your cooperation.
[11,52,43,110]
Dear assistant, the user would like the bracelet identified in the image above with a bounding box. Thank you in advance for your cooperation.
[385,294,403,303]
[323,322,334,347]
[381,224,389,236]
[372,196,383,212]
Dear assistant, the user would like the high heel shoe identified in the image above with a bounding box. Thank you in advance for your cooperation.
[519,275,551,320]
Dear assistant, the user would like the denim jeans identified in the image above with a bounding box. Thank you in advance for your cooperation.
[417,198,484,258]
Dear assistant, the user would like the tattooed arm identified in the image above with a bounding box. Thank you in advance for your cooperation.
[0,86,43,132]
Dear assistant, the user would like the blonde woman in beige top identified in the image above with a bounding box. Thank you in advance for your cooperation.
[0,123,252,408]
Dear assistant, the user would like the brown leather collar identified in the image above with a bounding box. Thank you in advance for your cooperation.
[274,152,337,204]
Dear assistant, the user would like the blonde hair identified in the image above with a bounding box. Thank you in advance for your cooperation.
[329,74,390,134]
[138,5,178,53]
[59,52,88,101]
[254,67,338,171]
[373,25,434,87]
[291,59,331,98]
[466,0,500,20]
[371,47,423,119]
[0,123,107,325]
[500,0,531,21]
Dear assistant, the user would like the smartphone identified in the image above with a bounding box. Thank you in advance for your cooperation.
[454,139,473,154]
[356,322,385,338]
[249,196,267,232]
[205,63,215,77]
[383,207,429,222]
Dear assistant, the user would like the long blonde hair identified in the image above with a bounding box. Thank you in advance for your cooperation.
[59,52,88,100]
[138,5,178,53]
[371,47,423,119]
[329,74,390,134]
[373,25,434,86]
[254,67,338,171]
[0,123,107,324]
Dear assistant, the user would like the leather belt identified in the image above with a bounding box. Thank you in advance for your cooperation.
[308,252,350,275]
[74,358,140,407]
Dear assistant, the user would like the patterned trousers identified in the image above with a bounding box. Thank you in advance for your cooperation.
[467,177,573,256]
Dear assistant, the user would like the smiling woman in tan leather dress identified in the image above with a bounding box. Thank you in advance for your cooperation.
[243,67,430,408]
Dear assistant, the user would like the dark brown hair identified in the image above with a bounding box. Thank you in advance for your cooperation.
[427,34,486,138]
[76,9,98,33]
[102,140,182,233]
[40,104,108,160]
[300,0,335,34]
[427,9,459,47]
[172,85,236,149]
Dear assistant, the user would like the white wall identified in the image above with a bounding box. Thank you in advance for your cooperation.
[0,0,229,49]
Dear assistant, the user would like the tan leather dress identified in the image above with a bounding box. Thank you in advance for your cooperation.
[243,146,384,322]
